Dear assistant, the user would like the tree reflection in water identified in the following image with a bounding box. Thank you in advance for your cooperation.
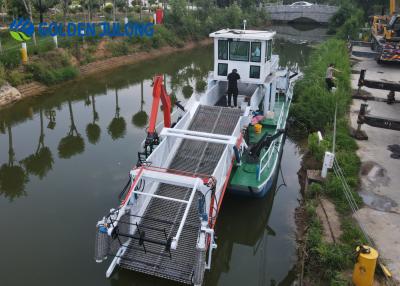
[86,95,101,144]
[0,119,5,134]
[58,100,85,159]
[132,80,148,128]
[0,125,28,200]
[108,89,126,140]
[21,109,54,179]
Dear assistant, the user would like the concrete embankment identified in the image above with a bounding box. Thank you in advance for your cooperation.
[350,46,400,283]
[0,38,212,109]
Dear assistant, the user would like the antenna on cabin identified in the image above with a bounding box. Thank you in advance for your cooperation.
[243,20,247,30]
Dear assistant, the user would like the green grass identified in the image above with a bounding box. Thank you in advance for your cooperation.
[291,39,352,132]
[296,39,367,284]
[26,50,79,85]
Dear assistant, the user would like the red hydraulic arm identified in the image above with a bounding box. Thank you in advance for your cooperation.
[148,75,171,134]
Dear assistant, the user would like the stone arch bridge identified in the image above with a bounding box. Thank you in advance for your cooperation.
[265,4,338,24]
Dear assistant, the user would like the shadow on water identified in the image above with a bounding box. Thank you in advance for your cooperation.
[0,124,29,201]
[20,109,54,179]
[0,24,323,285]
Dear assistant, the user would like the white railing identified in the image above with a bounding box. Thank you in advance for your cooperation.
[257,103,286,179]
[210,118,242,218]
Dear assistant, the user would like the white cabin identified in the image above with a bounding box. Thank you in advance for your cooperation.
[209,29,276,84]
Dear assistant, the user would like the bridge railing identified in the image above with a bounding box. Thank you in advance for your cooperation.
[264,4,338,12]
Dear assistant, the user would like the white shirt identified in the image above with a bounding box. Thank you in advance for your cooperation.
[326,67,334,79]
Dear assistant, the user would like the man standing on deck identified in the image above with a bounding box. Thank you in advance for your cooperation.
[227,69,240,107]
[325,63,340,91]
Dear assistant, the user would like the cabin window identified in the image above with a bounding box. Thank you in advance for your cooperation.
[229,41,249,62]
[250,42,261,62]
[266,40,272,62]
[249,65,260,79]
[218,63,228,76]
[218,40,228,60]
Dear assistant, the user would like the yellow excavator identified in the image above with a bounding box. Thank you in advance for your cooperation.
[383,0,400,40]
[371,0,400,63]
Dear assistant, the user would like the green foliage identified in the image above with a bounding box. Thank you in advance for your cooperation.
[308,133,330,162]
[154,25,183,47]
[103,2,113,14]
[336,9,364,40]
[328,1,364,39]
[0,49,20,69]
[291,39,351,132]
[28,63,78,85]
[7,70,32,86]
[297,28,367,283]
[305,197,359,283]
[165,1,266,40]
[106,41,129,56]
[0,64,5,86]
[307,182,323,199]
[26,50,78,85]
[195,79,207,93]
[224,3,243,29]
[182,85,193,99]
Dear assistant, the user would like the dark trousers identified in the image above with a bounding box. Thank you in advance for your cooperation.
[326,78,335,91]
[227,87,238,107]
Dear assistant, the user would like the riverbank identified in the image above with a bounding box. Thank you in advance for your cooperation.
[0,38,212,109]
[291,39,374,284]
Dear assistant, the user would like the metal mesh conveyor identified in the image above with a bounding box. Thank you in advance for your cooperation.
[117,105,242,284]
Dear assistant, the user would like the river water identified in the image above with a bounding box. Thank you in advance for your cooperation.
[0,24,324,286]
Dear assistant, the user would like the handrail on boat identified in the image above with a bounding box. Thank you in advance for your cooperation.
[257,102,286,179]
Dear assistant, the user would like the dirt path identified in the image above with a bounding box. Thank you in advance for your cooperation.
[0,38,212,109]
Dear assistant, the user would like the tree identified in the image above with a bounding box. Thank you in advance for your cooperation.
[80,0,101,21]
[32,0,57,23]
[7,0,28,18]
[21,0,37,46]
[62,0,70,26]
[168,0,187,25]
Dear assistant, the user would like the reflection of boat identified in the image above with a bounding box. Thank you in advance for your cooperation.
[209,190,277,276]
[94,28,300,285]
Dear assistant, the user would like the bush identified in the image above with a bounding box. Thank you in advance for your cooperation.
[307,182,323,199]
[328,2,364,39]
[106,41,130,56]
[153,25,181,47]
[182,85,193,99]
[7,70,32,86]
[291,39,351,132]
[195,80,207,93]
[0,64,5,86]
[26,50,78,85]
[0,49,20,69]
[308,133,330,162]
[29,38,55,55]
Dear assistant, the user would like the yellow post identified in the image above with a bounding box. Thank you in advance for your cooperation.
[21,42,28,64]
[352,245,378,286]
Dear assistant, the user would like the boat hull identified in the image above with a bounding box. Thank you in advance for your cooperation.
[228,133,286,198]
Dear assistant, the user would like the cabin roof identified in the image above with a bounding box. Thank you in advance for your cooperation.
[209,29,276,41]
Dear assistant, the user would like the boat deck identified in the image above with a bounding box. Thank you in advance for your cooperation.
[229,96,289,189]
[117,105,242,284]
